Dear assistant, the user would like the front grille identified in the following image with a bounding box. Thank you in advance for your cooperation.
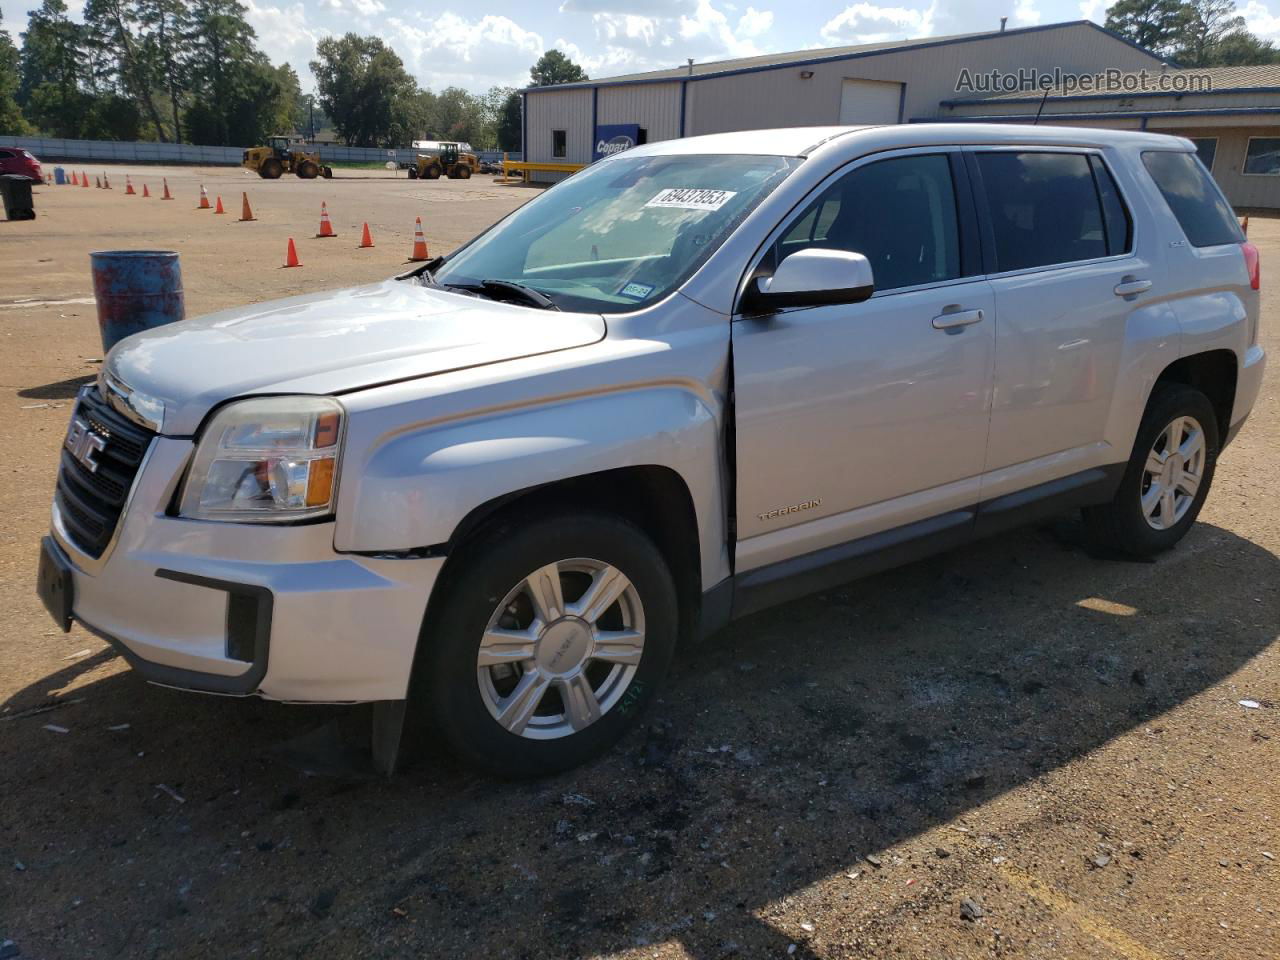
[55,387,156,558]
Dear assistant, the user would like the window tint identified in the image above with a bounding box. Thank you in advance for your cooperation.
[774,153,961,292]
[552,129,567,159]
[1089,155,1132,256]
[1243,137,1280,175]
[1142,150,1242,247]
[0,150,12,159]
[1190,137,1218,171]
[976,152,1107,271]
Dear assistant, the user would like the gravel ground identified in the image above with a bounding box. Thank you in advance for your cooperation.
[0,168,1277,960]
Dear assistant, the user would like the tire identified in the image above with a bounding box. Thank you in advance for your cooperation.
[424,164,442,180]
[260,158,283,179]
[1083,383,1220,558]
[322,166,333,179]
[416,511,678,778]
[456,165,472,180]
[297,160,319,179]
[407,166,418,179]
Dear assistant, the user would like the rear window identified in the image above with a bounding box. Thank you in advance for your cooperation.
[1141,151,1242,248]
[975,151,1110,271]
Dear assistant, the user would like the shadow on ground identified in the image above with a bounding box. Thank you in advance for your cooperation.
[2,518,1276,958]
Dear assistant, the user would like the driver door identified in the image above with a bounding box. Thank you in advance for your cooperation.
[732,148,996,573]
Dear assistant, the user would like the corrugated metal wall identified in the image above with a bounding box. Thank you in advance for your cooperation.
[685,22,1162,135]
[526,87,593,165]
[597,83,683,141]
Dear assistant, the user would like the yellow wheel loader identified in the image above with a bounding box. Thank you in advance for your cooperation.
[242,137,333,180]
[405,142,479,180]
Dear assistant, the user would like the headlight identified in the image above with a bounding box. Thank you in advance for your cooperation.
[179,396,344,522]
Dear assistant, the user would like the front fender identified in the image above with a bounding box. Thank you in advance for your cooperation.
[333,387,727,585]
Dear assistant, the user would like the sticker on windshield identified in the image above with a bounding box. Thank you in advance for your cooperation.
[618,282,654,300]
[645,188,737,212]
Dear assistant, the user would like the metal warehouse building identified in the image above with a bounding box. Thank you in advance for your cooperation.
[941,64,1280,208]
[522,18,1278,209]
[522,20,1162,176]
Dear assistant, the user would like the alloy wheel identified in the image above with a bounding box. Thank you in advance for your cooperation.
[1140,415,1206,531]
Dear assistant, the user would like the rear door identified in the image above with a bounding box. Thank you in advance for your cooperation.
[968,148,1152,491]
[732,148,996,572]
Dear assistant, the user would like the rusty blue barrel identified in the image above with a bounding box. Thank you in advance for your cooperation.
[90,251,185,353]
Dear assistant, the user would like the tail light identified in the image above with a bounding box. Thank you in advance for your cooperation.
[1242,241,1260,291]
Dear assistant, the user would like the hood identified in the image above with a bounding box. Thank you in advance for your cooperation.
[106,279,607,435]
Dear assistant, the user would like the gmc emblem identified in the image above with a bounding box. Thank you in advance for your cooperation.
[64,417,107,473]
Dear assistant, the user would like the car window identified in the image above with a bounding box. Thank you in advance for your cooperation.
[975,152,1108,271]
[432,153,802,313]
[0,150,12,159]
[1089,155,1132,256]
[773,153,961,292]
[1142,150,1243,248]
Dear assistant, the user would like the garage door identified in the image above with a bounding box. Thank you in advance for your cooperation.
[839,78,903,125]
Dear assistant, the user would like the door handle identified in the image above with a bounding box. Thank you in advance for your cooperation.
[932,308,984,330]
[1114,277,1153,298]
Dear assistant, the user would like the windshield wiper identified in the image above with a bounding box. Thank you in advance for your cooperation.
[430,277,560,311]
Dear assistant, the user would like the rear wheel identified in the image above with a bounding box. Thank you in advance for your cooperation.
[297,160,319,179]
[416,512,677,777]
[424,163,442,180]
[1083,383,1219,558]
[260,158,283,179]
[456,164,472,180]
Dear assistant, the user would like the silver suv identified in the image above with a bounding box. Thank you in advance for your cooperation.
[38,125,1266,776]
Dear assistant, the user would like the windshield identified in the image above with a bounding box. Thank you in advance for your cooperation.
[431,153,802,313]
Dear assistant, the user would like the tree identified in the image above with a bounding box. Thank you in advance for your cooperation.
[83,0,168,139]
[496,90,521,152]
[19,0,89,136]
[137,0,190,141]
[310,33,417,146]
[1104,0,1189,55]
[529,49,588,87]
[1201,29,1280,64]
[1175,0,1245,64]
[0,7,32,135]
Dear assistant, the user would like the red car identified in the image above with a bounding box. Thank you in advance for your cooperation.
[0,146,43,182]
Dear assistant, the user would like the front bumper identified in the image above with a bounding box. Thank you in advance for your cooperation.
[50,437,443,702]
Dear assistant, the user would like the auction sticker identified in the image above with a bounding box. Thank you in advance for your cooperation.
[619,282,655,299]
[646,188,737,212]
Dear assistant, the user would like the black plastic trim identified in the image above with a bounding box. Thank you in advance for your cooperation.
[727,464,1124,621]
[79,569,278,695]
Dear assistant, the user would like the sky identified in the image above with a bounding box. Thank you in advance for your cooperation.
[14,0,1280,95]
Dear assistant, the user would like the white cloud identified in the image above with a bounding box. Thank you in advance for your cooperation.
[1240,0,1280,40]
[820,2,937,44]
[1014,0,1040,25]
[243,1,331,78]
[387,13,545,90]
[1078,0,1104,21]
[737,6,774,37]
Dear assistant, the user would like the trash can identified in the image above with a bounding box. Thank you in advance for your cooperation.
[0,175,35,221]
[90,251,186,353]
[54,166,66,185]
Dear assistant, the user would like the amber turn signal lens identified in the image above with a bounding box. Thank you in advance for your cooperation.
[314,411,341,448]
[305,457,335,506]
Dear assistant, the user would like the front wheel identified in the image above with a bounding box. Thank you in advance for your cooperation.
[416,512,677,777]
[1083,383,1219,558]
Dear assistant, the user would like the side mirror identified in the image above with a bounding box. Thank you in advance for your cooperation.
[745,248,875,312]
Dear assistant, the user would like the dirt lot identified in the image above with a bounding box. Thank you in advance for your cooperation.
[1,169,1277,960]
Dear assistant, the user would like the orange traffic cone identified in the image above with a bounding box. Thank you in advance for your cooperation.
[125,176,135,195]
[162,178,173,200]
[1242,215,1249,236]
[81,171,89,188]
[70,171,78,186]
[283,237,301,268]
[359,222,374,248]
[46,173,52,185]
[316,201,336,238]
[143,183,151,198]
[103,174,111,189]
[214,195,225,215]
[407,217,429,261]
[239,192,255,222]
[198,184,210,209]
